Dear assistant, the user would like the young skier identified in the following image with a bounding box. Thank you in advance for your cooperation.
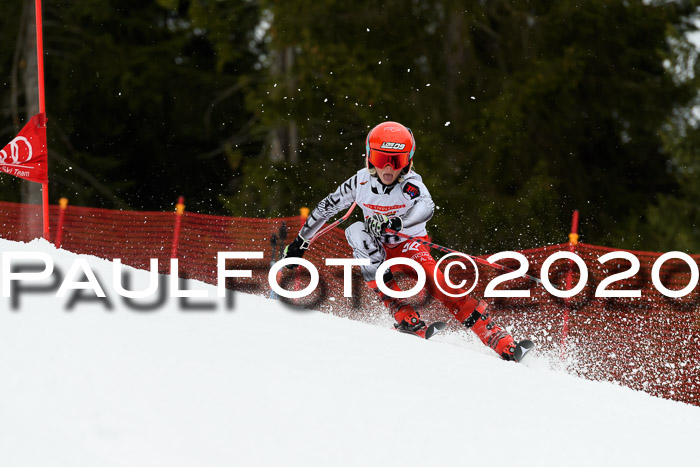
[283,121,521,360]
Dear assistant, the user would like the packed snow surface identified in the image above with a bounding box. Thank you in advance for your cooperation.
[1,238,699,467]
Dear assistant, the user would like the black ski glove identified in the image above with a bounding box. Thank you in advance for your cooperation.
[282,234,310,269]
[364,214,403,238]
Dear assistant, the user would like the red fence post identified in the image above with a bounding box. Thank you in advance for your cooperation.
[299,207,309,229]
[293,207,310,292]
[171,196,185,259]
[560,210,580,360]
[54,197,68,249]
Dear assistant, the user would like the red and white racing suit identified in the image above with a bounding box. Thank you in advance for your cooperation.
[299,168,515,358]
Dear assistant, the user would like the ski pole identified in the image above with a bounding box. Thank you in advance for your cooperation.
[274,202,357,285]
[308,202,357,245]
[385,229,542,284]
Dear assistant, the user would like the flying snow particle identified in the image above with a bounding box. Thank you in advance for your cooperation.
[445,122,451,126]
[470,96,475,100]
[324,98,328,102]
[367,28,370,32]
[379,61,382,64]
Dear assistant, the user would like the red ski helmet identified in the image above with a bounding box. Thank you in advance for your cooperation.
[366,121,415,173]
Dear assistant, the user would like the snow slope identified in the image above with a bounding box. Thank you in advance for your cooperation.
[1,238,699,467]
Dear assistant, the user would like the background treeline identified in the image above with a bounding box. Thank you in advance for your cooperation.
[2,0,700,253]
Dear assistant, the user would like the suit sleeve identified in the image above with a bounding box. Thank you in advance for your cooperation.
[299,173,358,240]
[400,179,434,229]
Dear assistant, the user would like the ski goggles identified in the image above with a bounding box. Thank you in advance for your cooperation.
[368,150,411,170]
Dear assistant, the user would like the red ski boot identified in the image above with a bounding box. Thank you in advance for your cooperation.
[393,309,427,334]
[457,300,517,361]
[367,276,426,334]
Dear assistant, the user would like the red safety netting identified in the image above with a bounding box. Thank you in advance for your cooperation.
[0,200,698,406]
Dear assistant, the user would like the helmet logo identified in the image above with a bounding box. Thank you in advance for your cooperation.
[380,142,406,150]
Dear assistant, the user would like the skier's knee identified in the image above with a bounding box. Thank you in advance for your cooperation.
[345,221,372,247]
[345,221,383,281]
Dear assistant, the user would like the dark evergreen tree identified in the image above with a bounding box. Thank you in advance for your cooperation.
[1,0,263,213]
[244,0,700,252]
[2,0,700,252]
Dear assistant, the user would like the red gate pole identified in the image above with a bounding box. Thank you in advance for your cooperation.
[171,196,185,258]
[35,0,50,241]
[54,197,68,248]
[560,210,580,361]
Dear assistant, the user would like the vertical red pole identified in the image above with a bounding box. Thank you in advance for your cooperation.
[35,0,50,241]
[560,210,580,360]
[54,197,68,248]
[171,196,185,258]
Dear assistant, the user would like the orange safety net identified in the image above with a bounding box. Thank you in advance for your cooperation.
[0,200,698,406]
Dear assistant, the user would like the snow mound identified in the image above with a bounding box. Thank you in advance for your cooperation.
[1,238,698,467]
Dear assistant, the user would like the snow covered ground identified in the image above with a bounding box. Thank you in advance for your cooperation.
[1,238,699,467]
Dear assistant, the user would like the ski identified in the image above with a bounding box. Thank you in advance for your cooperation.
[424,321,447,339]
[514,339,535,362]
[395,321,447,340]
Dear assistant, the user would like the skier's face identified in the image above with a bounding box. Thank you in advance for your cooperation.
[375,165,402,185]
